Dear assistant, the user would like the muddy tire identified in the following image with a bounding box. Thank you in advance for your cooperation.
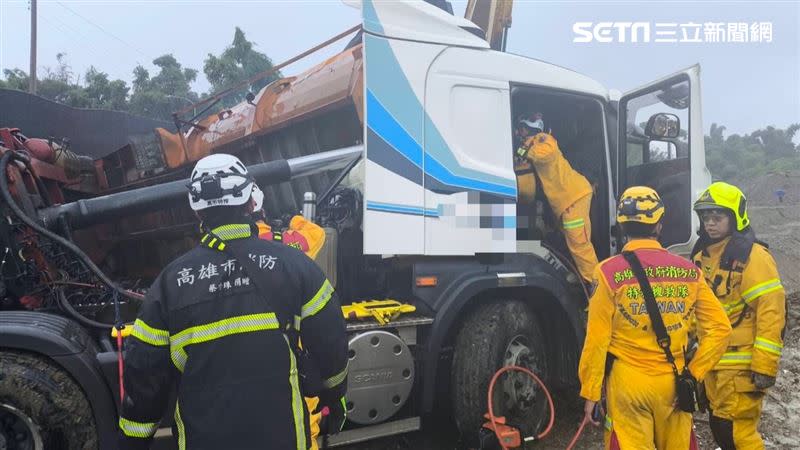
[0,351,98,450]
[451,300,549,443]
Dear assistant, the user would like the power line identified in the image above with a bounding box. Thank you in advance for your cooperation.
[37,14,106,74]
[54,1,148,63]
[41,10,111,59]
[38,11,129,81]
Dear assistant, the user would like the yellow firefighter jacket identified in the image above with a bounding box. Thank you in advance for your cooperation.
[514,156,537,204]
[693,237,785,376]
[579,239,731,402]
[256,215,326,260]
[520,133,592,216]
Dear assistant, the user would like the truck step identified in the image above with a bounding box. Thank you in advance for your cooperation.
[346,314,433,332]
[324,416,421,448]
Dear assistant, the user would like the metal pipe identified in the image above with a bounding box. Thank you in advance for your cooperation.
[302,192,317,222]
[38,145,363,230]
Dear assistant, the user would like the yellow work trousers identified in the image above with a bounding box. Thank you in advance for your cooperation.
[605,359,693,450]
[705,369,765,450]
[306,396,321,450]
[561,194,598,283]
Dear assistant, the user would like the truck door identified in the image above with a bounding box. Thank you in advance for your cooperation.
[423,50,517,255]
[358,0,517,255]
[618,65,711,254]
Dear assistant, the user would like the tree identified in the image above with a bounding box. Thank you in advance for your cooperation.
[708,123,726,146]
[0,69,30,91]
[1,54,83,106]
[0,54,131,112]
[35,53,78,104]
[83,67,129,111]
[705,123,800,182]
[1,32,279,119]
[203,27,281,106]
[752,125,799,158]
[129,54,199,120]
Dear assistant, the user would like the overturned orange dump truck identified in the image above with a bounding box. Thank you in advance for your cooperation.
[102,36,364,217]
[158,43,364,169]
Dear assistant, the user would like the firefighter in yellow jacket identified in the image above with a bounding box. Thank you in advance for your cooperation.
[513,113,540,205]
[692,182,786,450]
[579,186,731,449]
[516,114,598,282]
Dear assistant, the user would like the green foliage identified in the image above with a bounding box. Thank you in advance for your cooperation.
[0,28,283,120]
[128,54,199,120]
[705,122,800,182]
[1,54,131,111]
[0,27,281,120]
[1,27,283,120]
[1,68,31,91]
[203,27,281,107]
[83,67,130,110]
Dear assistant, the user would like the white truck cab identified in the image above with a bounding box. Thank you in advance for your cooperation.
[318,4,714,442]
[354,0,710,259]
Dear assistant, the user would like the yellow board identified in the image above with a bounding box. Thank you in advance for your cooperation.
[341,300,416,325]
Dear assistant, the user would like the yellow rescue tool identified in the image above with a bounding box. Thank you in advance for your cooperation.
[342,300,416,325]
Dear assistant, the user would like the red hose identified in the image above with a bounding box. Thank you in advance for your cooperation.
[116,331,125,403]
[486,365,555,449]
[565,416,589,450]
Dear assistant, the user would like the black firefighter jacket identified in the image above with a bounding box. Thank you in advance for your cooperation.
[118,223,348,450]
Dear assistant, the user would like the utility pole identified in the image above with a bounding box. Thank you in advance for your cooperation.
[29,0,37,94]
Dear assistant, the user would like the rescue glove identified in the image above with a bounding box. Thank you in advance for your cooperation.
[751,372,776,389]
[315,393,347,435]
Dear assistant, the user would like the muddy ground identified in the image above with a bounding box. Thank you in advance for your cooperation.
[716,174,800,449]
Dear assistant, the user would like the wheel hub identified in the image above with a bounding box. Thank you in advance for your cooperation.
[502,335,540,413]
[0,404,43,450]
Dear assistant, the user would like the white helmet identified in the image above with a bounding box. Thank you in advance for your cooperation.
[187,154,254,211]
[251,183,264,212]
[518,112,544,134]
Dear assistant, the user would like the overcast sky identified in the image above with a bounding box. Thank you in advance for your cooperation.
[0,0,798,135]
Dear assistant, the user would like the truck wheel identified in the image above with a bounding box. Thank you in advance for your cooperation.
[0,351,98,450]
[451,300,549,443]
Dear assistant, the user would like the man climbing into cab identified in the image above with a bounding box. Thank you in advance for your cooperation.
[515,112,599,283]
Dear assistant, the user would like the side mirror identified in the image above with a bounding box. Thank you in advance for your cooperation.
[245,92,256,106]
[648,140,678,161]
[645,113,680,139]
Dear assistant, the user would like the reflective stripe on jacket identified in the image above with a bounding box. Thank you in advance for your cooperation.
[693,237,785,375]
[119,222,347,450]
[578,239,731,402]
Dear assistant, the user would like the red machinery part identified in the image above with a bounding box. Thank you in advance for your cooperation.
[486,365,555,449]
[485,365,594,450]
[22,138,56,163]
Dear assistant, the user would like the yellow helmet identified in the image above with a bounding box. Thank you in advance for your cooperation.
[617,186,665,225]
[693,182,749,231]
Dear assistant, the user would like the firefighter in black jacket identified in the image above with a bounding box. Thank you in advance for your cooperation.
[118,153,348,450]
